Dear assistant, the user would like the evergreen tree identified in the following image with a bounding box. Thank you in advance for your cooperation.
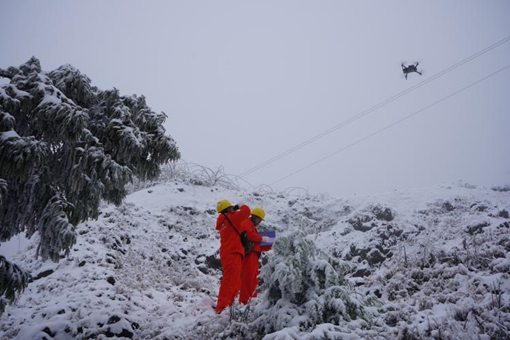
[0,57,180,312]
[250,231,367,337]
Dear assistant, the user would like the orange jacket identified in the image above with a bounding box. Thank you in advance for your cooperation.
[239,218,272,253]
[216,205,251,257]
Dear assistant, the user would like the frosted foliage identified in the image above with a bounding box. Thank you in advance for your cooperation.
[141,161,242,191]
[0,256,30,315]
[0,109,15,131]
[0,178,6,206]
[264,325,361,340]
[86,89,180,181]
[0,56,179,244]
[0,108,47,180]
[0,57,179,312]
[263,232,341,304]
[0,134,47,179]
[48,64,95,107]
[36,194,77,262]
[252,231,365,335]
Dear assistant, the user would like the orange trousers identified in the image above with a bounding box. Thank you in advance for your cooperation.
[215,253,243,313]
[239,252,259,305]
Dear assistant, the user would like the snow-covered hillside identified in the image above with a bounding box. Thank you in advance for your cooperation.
[1,180,509,339]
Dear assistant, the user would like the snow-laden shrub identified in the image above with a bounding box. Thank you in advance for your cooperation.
[128,161,242,193]
[249,231,367,337]
[491,184,510,192]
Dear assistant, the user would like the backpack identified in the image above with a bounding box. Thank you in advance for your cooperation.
[240,231,254,256]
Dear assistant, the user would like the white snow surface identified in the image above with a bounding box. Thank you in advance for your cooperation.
[1,181,509,339]
[0,130,20,141]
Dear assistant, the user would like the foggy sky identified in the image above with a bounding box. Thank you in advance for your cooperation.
[1,0,509,197]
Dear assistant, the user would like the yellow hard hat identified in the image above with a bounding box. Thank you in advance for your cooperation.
[251,207,265,220]
[216,199,232,213]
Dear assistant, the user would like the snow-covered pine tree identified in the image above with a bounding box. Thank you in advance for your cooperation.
[0,255,31,315]
[249,231,367,338]
[0,57,180,312]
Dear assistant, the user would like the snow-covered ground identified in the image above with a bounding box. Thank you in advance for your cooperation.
[1,180,509,339]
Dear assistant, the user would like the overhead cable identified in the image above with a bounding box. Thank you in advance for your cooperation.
[270,63,510,185]
[239,34,510,178]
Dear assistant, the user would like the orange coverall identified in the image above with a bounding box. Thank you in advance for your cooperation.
[239,218,271,305]
[215,205,250,313]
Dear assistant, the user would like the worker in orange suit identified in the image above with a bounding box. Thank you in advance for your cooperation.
[215,199,251,313]
[239,207,271,305]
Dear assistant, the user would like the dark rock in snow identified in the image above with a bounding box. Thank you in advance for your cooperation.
[443,201,455,212]
[384,312,399,327]
[467,222,490,235]
[43,327,55,337]
[32,269,54,281]
[499,237,510,251]
[350,219,376,232]
[205,253,222,270]
[120,234,132,244]
[108,315,121,324]
[367,249,385,266]
[352,267,371,277]
[182,206,197,215]
[499,209,509,218]
[377,225,403,243]
[197,266,209,274]
[194,256,205,265]
[372,206,394,221]
[78,261,86,267]
[348,244,370,260]
[200,288,211,295]
[107,276,116,285]
[105,328,134,338]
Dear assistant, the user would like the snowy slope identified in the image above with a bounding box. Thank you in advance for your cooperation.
[1,180,509,339]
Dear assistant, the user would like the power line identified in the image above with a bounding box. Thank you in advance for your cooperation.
[270,63,510,186]
[239,34,510,178]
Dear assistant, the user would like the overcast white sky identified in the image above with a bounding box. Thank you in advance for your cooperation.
[1,1,509,197]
